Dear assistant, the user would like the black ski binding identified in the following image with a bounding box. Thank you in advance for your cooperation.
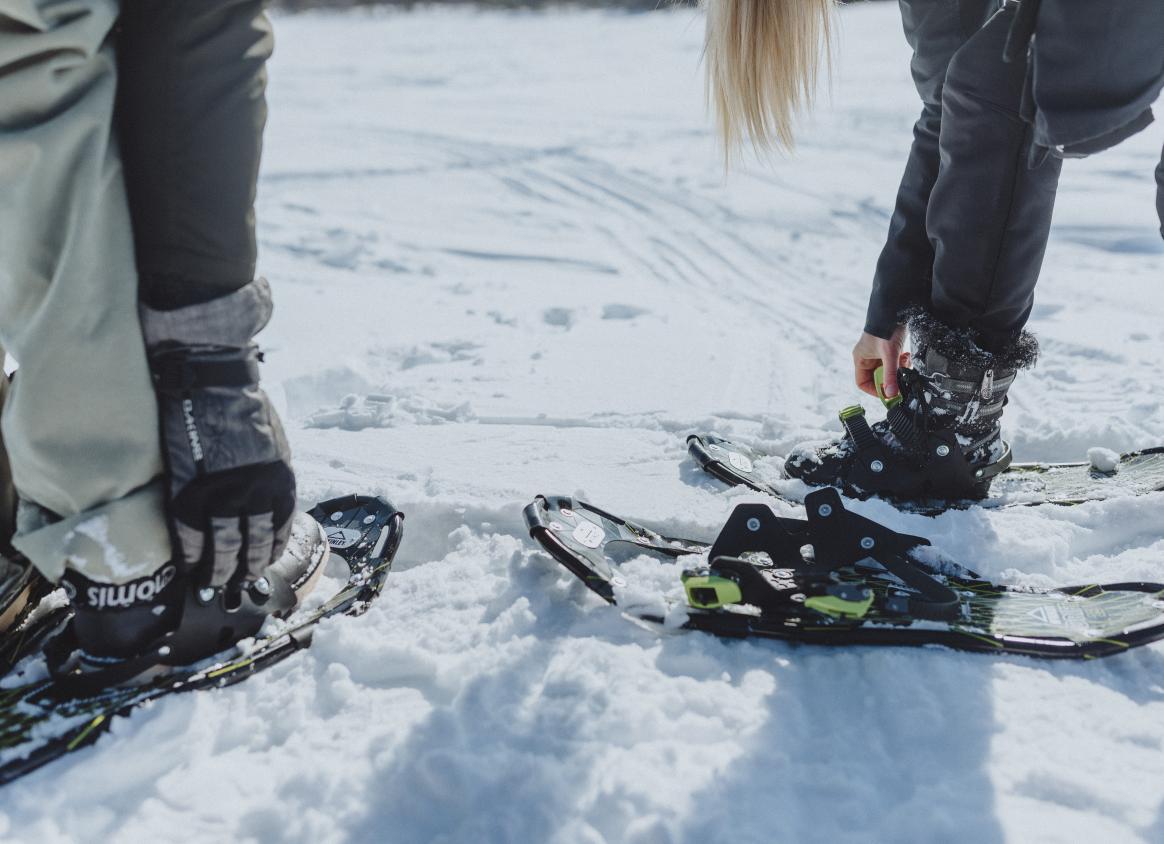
[684,488,960,622]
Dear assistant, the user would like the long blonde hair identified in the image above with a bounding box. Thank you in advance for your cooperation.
[704,0,834,159]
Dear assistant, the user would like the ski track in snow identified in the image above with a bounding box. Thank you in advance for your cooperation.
[5,6,1164,843]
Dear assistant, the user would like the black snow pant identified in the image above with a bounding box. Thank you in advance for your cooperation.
[115,0,273,310]
[0,0,275,582]
[864,0,1062,351]
[866,0,1164,350]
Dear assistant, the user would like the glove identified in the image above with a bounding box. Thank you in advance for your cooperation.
[140,279,295,592]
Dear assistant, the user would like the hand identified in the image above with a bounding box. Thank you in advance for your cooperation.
[157,373,295,588]
[141,280,295,591]
[852,326,910,399]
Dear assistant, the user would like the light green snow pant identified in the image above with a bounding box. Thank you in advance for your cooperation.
[0,0,170,584]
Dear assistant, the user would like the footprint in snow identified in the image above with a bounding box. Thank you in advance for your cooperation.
[602,303,649,320]
[543,307,575,329]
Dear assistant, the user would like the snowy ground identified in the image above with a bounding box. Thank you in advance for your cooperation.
[5,4,1164,842]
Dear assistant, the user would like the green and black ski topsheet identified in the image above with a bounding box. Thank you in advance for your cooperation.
[0,494,403,786]
[689,433,1164,513]
[525,487,1164,658]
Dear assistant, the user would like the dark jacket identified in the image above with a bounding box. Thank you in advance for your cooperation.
[1025,0,1164,235]
[1028,0,1164,156]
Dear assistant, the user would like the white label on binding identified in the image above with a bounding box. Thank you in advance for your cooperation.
[572,520,605,549]
[327,527,364,550]
[728,451,754,473]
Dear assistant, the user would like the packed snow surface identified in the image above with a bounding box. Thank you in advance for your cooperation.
[5,4,1164,842]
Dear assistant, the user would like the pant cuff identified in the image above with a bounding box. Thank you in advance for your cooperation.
[13,480,172,584]
[906,308,1040,370]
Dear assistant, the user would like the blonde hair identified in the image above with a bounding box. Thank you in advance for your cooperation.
[704,0,834,159]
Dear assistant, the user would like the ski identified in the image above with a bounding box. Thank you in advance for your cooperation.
[0,494,403,786]
[688,433,1164,514]
[525,487,1164,657]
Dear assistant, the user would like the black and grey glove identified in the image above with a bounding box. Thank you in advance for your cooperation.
[140,279,295,593]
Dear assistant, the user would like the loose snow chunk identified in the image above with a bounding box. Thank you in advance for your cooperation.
[611,554,689,621]
[1087,447,1121,474]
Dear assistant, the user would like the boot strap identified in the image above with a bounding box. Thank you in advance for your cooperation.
[927,370,1015,401]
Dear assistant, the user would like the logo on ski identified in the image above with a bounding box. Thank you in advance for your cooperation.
[572,520,605,549]
[326,527,364,549]
[728,451,754,473]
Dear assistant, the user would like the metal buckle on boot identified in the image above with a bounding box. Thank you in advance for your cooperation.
[925,371,955,400]
[980,369,995,401]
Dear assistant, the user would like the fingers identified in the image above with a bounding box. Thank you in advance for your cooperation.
[245,512,275,579]
[854,326,911,402]
[876,338,907,398]
[210,517,244,587]
[270,513,292,569]
[879,352,900,398]
[178,511,288,596]
[174,521,205,568]
[853,345,876,397]
[854,360,879,398]
[854,332,891,398]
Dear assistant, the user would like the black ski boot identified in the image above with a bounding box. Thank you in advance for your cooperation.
[785,316,1037,503]
[48,511,328,691]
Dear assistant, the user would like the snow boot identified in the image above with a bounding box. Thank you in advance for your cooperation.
[0,553,46,634]
[785,315,1037,503]
[48,510,328,691]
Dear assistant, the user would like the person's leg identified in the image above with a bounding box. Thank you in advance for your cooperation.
[0,0,171,586]
[116,0,300,590]
[116,0,273,309]
[1157,142,1163,240]
[864,0,996,339]
[925,2,1062,352]
[49,0,322,677]
[790,1,1049,502]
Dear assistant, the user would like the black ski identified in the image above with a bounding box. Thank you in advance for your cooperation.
[0,494,403,786]
[689,433,1164,514]
[526,488,1164,657]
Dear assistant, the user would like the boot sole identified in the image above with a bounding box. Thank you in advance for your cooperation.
[283,517,330,614]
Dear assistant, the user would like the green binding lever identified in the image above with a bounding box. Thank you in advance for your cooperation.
[805,590,874,620]
[873,366,903,410]
[682,571,743,610]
